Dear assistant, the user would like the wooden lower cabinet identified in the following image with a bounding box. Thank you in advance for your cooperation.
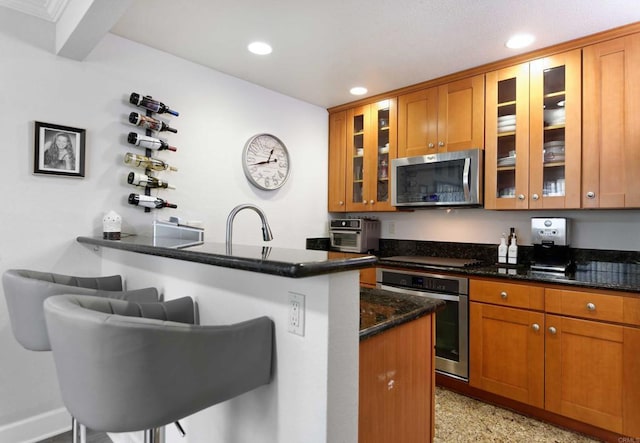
[469,278,640,437]
[545,315,640,437]
[359,314,434,443]
[469,302,544,408]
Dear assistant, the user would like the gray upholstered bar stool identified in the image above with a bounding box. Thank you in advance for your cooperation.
[43,293,274,443]
[1,269,159,443]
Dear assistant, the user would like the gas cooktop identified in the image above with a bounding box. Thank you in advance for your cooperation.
[383,256,483,268]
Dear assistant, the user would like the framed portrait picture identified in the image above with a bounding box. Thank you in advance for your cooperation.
[34,121,86,177]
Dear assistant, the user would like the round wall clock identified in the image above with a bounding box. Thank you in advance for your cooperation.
[242,133,290,190]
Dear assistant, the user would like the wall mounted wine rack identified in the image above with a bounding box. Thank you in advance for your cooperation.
[124,93,179,212]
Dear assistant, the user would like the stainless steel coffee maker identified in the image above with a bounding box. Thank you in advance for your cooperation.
[530,217,572,272]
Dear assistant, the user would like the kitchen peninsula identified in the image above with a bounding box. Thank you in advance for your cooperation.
[77,235,376,443]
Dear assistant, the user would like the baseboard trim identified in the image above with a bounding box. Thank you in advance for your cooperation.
[0,407,71,443]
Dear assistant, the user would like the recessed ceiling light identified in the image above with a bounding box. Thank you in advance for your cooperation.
[350,86,368,96]
[505,34,535,49]
[248,41,272,55]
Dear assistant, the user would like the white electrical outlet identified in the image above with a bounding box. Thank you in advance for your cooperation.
[288,292,305,336]
[388,221,396,235]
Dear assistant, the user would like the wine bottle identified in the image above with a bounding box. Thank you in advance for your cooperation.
[129,93,179,116]
[128,172,175,189]
[128,193,177,209]
[124,152,177,172]
[129,112,177,133]
[127,132,177,152]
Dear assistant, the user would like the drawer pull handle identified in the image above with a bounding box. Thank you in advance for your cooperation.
[548,326,557,335]
[586,302,596,311]
[532,323,540,332]
[500,291,508,299]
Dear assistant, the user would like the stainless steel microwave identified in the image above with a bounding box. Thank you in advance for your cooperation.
[391,148,483,208]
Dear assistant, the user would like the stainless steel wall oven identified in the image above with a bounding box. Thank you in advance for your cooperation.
[376,268,469,380]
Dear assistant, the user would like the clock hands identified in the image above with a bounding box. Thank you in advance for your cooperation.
[251,158,278,166]
[251,149,277,166]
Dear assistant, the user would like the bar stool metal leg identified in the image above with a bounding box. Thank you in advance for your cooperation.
[143,427,163,443]
[71,418,78,443]
[71,418,86,443]
[79,424,86,443]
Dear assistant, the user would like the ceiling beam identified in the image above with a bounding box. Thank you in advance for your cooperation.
[56,0,132,60]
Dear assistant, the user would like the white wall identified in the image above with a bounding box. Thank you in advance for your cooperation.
[0,30,329,441]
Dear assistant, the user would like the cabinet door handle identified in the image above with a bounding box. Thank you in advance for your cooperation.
[586,302,596,311]
[500,291,508,299]
[532,193,539,200]
[586,191,596,199]
[369,200,375,205]
[428,143,435,149]
[518,194,526,201]
[548,326,557,335]
[438,141,445,147]
[532,323,540,332]
[339,201,344,206]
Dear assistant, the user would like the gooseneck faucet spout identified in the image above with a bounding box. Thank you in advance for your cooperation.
[226,204,274,254]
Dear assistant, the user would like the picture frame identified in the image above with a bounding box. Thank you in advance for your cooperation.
[34,121,86,178]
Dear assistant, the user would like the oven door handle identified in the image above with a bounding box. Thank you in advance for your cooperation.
[378,284,462,302]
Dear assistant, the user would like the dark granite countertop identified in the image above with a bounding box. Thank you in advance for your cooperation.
[375,239,640,294]
[377,258,640,294]
[77,236,376,278]
[360,287,445,340]
[307,238,640,294]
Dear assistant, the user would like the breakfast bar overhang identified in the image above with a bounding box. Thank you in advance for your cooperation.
[77,235,376,443]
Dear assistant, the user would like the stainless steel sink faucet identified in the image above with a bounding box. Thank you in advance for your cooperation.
[225,204,274,254]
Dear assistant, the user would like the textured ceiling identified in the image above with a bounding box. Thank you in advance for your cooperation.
[2,0,640,108]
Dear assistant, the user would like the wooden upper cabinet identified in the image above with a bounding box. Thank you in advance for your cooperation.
[439,76,486,152]
[582,33,640,208]
[485,63,530,210]
[529,49,582,209]
[328,111,347,212]
[397,75,484,158]
[398,87,438,157]
[328,99,397,213]
[485,49,581,210]
[344,99,397,212]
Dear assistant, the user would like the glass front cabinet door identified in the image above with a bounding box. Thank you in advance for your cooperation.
[485,49,581,210]
[345,99,396,212]
[529,49,581,209]
[485,63,530,210]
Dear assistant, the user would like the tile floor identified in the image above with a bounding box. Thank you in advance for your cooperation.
[40,388,603,443]
[434,386,602,442]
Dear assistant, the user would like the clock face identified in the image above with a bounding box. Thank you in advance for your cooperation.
[242,134,290,190]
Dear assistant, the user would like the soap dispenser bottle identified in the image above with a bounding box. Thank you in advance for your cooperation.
[508,233,518,265]
[498,234,508,264]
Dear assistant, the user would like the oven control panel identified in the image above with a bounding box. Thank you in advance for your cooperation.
[378,270,467,295]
